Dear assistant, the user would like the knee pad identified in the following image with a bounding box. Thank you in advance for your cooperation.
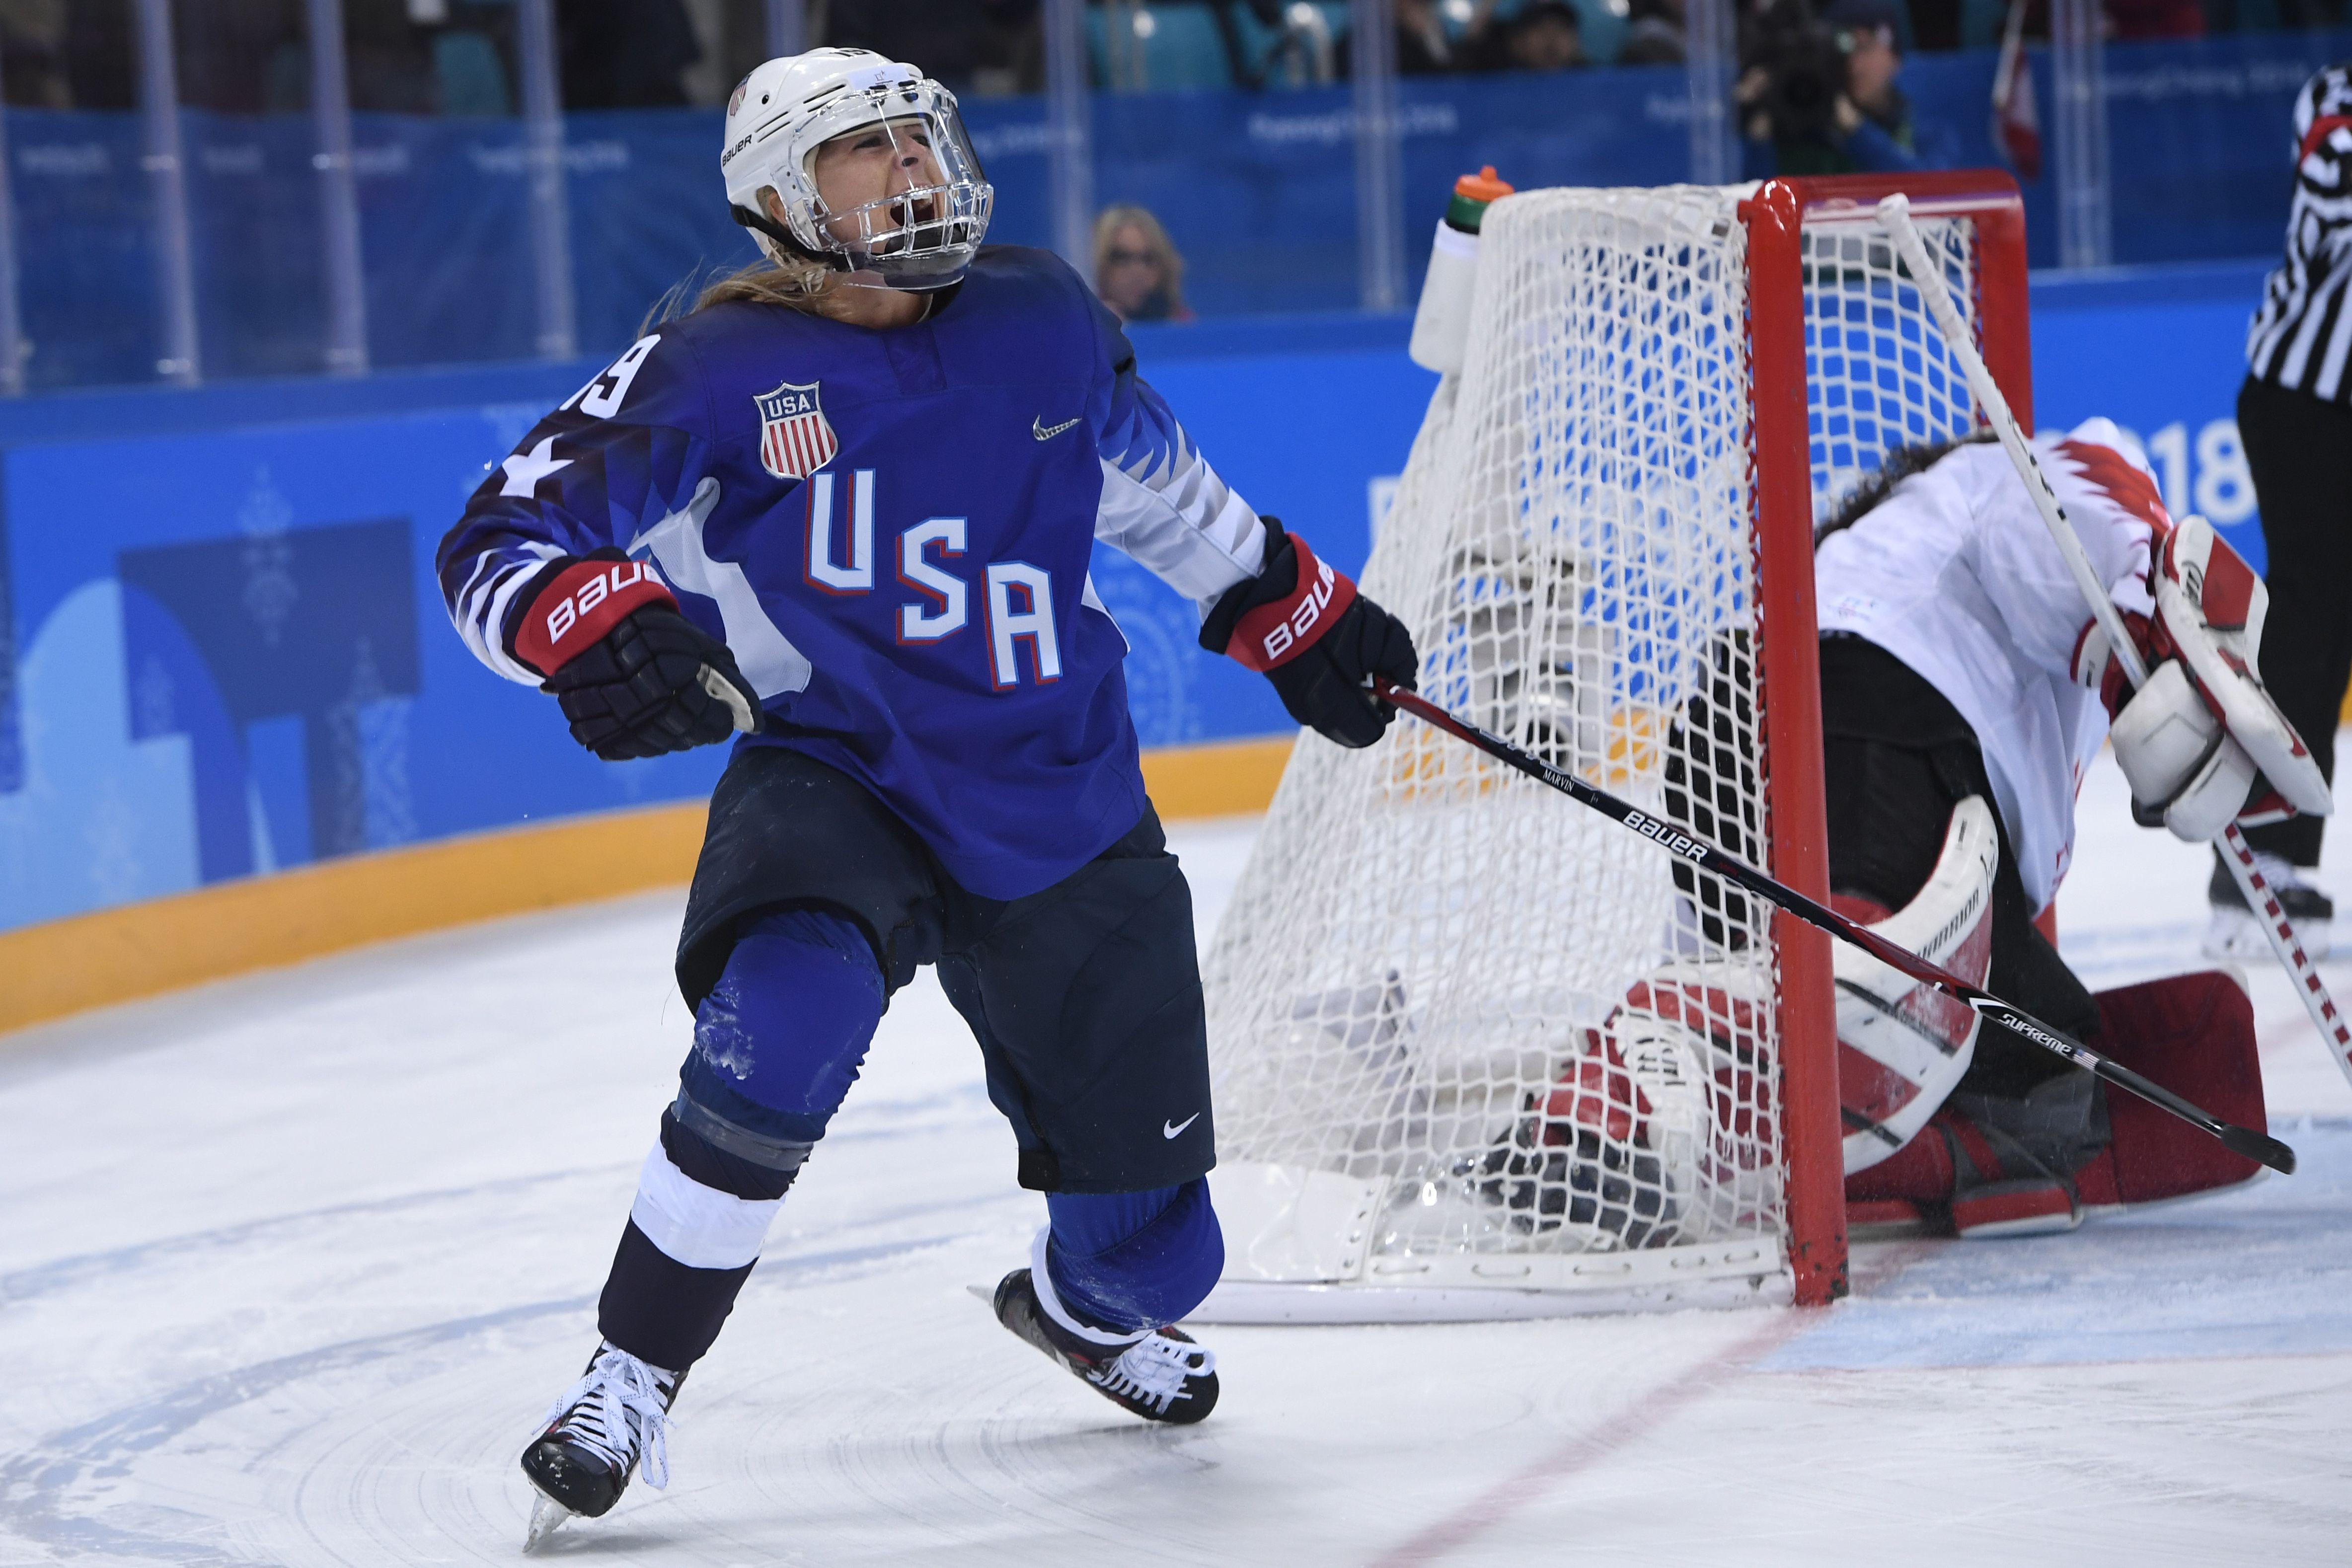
[678,907,885,1164]
[1041,1178,1225,1335]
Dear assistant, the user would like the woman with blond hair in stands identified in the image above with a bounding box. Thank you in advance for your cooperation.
[1092,204,1194,323]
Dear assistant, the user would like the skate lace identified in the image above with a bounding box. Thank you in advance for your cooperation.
[543,1347,677,1490]
[1086,1333,1215,1415]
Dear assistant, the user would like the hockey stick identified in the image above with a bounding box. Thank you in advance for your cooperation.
[1875,192,2352,1093]
[1372,677,2298,1175]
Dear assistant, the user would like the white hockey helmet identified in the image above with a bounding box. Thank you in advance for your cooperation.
[721,48,992,292]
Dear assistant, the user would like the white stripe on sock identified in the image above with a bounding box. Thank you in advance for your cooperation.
[629,1141,782,1270]
[1029,1226,1146,1347]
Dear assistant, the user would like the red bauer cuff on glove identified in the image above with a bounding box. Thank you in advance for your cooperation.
[1224,532,1359,672]
[513,556,676,677]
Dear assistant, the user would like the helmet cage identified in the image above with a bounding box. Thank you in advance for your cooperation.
[735,73,991,292]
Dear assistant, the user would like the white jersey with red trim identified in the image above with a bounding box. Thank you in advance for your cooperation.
[1814,418,2168,914]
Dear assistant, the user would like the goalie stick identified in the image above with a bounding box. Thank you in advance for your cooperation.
[1371,677,2298,1176]
[1875,192,2352,1097]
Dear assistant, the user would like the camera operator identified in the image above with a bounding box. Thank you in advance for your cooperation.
[1738,0,1955,178]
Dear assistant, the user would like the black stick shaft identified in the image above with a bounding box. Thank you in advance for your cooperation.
[1374,679,2297,1177]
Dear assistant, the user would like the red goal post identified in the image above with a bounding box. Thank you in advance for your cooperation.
[1748,171,2033,1306]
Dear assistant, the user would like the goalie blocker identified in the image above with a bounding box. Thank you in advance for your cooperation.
[2073,515,2332,841]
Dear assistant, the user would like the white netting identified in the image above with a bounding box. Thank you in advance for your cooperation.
[1202,184,1984,1308]
[1805,211,1983,519]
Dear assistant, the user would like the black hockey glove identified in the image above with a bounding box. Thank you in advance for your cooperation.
[507,550,762,761]
[1201,520,1418,749]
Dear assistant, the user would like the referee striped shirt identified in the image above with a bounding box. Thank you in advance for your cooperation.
[2247,63,2352,402]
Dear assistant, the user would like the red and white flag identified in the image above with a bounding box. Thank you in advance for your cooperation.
[1991,0,2042,181]
[755,378,839,481]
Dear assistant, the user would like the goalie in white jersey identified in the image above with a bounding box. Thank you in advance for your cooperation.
[1618,418,2319,1240]
[1798,416,2328,1236]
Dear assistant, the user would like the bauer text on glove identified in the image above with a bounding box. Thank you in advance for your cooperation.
[1199,520,1418,749]
[507,550,762,761]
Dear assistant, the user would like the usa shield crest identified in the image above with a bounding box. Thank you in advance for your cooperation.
[755,379,839,481]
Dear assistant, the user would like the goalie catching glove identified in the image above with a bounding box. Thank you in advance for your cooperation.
[1200,520,1419,748]
[506,550,762,761]
[2071,516,2330,841]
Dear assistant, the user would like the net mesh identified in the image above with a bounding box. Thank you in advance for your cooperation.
[1202,184,1985,1296]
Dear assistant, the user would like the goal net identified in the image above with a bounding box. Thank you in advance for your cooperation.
[1196,175,2032,1322]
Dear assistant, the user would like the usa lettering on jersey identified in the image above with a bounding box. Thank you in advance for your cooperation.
[803,467,1061,684]
[757,379,839,480]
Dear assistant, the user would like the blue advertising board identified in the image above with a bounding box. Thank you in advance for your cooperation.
[0,259,2289,938]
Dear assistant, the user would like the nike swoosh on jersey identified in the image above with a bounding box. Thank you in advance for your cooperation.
[1033,415,1082,441]
[1163,1113,1202,1138]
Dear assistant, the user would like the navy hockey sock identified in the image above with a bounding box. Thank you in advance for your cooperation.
[597,1110,795,1370]
[597,908,887,1369]
[1043,1177,1224,1335]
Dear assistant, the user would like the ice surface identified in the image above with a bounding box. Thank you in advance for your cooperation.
[5,755,2352,1567]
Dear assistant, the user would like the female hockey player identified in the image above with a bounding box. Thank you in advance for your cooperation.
[1808,419,2328,1236]
[437,49,1418,1545]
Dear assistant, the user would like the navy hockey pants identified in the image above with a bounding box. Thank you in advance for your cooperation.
[600,907,1223,1371]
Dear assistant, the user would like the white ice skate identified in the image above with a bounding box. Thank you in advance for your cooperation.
[2205,852,2334,962]
[519,1342,683,1552]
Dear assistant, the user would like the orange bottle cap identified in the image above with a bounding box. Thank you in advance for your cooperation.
[1454,165,1515,202]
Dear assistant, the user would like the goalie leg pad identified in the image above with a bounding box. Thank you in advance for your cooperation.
[1835,796,2000,1175]
[2071,969,2266,1208]
[1500,960,1777,1249]
[1841,1106,2083,1239]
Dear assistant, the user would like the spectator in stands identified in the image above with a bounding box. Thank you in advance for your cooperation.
[824,0,1040,93]
[260,1,510,115]
[1339,0,1469,75]
[1093,205,1194,324]
[2107,0,2204,37]
[1739,0,1955,177]
[1618,0,1688,67]
[0,0,70,107]
[62,0,131,109]
[168,0,299,113]
[561,0,703,107]
[1473,1,1589,71]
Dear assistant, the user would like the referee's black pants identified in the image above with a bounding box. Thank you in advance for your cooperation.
[2236,374,2352,868]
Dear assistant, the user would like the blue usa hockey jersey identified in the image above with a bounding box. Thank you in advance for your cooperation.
[439,248,1268,899]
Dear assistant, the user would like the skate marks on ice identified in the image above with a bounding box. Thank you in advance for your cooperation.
[0,1163,1033,1567]
[6,808,2352,1566]
[1775,1120,2352,1373]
